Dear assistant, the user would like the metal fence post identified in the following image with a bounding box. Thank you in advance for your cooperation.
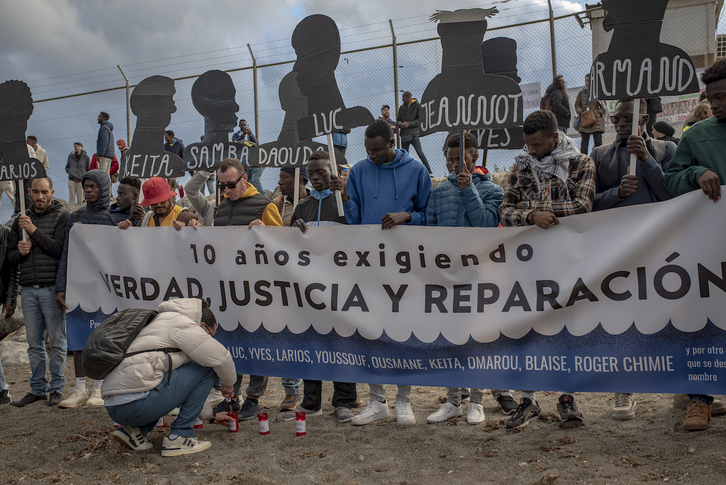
[390,20,400,148]
[117,65,131,144]
[248,44,260,142]
[548,0,558,78]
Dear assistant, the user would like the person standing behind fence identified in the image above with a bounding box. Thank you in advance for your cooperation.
[397,91,433,174]
[546,75,571,132]
[575,74,605,154]
[26,136,49,173]
[96,112,115,175]
[232,119,263,194]
[66,143,90,205]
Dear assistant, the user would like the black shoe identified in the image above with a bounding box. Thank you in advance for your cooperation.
[212,398,241,414]
[238,398,260,421]
[10,392,46,407]
[506,398,541,429]
[557,394,584,428]
[0,389,10,405]
[496,395,519,415]
[48,392,64,406]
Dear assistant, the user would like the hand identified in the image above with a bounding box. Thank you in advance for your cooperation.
[401,121,410,129]
[698,170,721,202]
[292,219,308,233]
[18,215,36,235]
[3,304,15,319]
[328,177,349,202]
[221,384,235,399]
[117,220,133,230]
[129,204,145,222]
[627,135,649,162]
[56,292,68,313]
[618,174,639,198]
[248,219,265,230]
[457,171,472,190]
[173,219,185,231]
[175,209,199,227]
[18,240,31,256]
[213,411,236,426]
[531,210,559,230]
[381,211,411,230]
[188,219,203,230]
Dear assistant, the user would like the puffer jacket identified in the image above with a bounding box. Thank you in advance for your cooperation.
[55,170,111,293]
[102,299,237,398]
[7,199,70,287]
[426,170,503,227]
[97,121,115,159]
[396,98,422,138]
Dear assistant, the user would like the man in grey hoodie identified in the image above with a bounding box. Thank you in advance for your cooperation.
[66,142,90,204]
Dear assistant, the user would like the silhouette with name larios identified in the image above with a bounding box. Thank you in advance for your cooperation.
[0,80,47,181]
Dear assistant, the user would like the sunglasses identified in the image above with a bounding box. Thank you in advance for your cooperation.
[217,174,244,190]
[610,114,635,124]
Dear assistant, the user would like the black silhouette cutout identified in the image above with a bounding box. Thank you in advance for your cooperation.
[121,75,185,178]
[588,0,699,101]
[291,15,374,140]
[0,80,46,181]
[419,8,523,136]
[183,70,253,171]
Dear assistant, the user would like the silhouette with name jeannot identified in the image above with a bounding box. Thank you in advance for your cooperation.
[291,14,374,141]
[0,80,47,181]
[588,0,699,101]
[419,8,523,136]
[121,76,185,179]
[183,70,251,171]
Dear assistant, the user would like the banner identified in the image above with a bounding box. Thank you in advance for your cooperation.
[66,190,726,394]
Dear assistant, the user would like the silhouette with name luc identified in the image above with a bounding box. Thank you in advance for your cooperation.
[0,80,46,181]
[121,75,185,178]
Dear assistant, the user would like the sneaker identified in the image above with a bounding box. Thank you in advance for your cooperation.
[213,398,241,414]
[395,401,416,425]
[335,406,354,423]
[673,394,726,416]
[283,405,322,421]
[506,398,541,429]
[467,403,486,425]
[193,418,204,430]
[10,392,46,408]
[427,402,462,423]
[683,400,711,431]
[113,425,153,451]
[351,400,389,426]
[0,390,11,405]
[496,395,519,415]
[280,394,299,411]
[48,392,64,406]
[58,388,88,408]
[161,436,212,457]
[238,398,260,421]
[86,387,104,406]
[557,395,584,428]
[612,393,636,420]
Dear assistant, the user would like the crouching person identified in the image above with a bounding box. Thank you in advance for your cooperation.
[103,298,236,457]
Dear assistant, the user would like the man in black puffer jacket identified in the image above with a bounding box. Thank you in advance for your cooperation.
[55,169,111,409]
[8,177,70,407]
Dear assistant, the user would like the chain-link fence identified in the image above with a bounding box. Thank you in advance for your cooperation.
[14,5,720,223]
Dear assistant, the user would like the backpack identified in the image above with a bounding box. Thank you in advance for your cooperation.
[540,92,553,112]
[81,308,179,380]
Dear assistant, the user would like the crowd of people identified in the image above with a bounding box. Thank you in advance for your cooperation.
[0,58,724,458]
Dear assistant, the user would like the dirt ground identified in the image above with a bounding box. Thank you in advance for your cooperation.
[1,360,724,485]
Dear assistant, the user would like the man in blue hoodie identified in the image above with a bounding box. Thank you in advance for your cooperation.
[96,112,115,175]
[329,119,431,426]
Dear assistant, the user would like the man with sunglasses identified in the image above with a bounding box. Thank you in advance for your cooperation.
[590,99,675,421]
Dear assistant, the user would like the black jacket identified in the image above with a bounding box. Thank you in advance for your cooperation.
[546,83,571,129]
[0,225,18,306]
[396,99,422,138]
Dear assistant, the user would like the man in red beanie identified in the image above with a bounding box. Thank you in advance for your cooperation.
[138,177,186,227]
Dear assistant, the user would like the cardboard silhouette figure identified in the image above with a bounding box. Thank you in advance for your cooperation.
[478,36,525,150]
[183,70,252,171]
[121,75,185,178]
[0,80,47,181]
[291,15,374,140]
[247,71,347,167]
[588,0,699,101]
[419,8,523,136]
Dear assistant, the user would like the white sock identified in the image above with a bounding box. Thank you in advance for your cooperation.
[521,391,536,402]
[75,377,87,392]
[168,434,179,440]
[94,380,103,389]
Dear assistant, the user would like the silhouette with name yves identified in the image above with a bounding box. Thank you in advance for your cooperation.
[0,80,46,181]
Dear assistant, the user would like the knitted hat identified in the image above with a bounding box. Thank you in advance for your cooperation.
[652,121,675,137]
[117,139,127,149]
[281,166,309,183]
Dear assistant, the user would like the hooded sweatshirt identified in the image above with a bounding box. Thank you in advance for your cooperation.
[343,149,432,226]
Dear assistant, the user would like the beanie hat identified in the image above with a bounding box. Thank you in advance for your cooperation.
[653,121,675,137]
[281,166,309,183]
[117,139,127,149]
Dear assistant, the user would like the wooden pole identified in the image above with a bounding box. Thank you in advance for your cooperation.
[19,180,27,240]
[629,98,640,175]
[293,167,300,212]
[327,134,345,217]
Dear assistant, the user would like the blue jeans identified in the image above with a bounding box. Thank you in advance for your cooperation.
[22,286,67,396]
[688,394,714,405]
[0,359,7,391]
[401,137,432,174]
[281,378,301,396]
[245,168,265,195]
[106,362,216,438]
[580,131,603,155]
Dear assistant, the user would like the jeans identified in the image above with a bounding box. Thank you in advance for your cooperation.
[281,377,301,396]
[245,167,265,195]
[106,362,216,438]
[22,286,67,396]
[688,394,714,405]
[368,384,411,403]
[302,380,356,411]
[401,136,432,174]
[580,131,603,155]
[0,359,7,391]
[446,387,486,406]
[232,374,268,399]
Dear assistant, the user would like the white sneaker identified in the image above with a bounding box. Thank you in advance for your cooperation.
[395,401,416,425]
[206,388,223,409]
[467,403,485,424]
[427,402,462,423]
[161,436,211,457]
[351,400,389,426]
[612,393,636,420]
[113,425,153,451]
[58,388,88,408]
[86,387,104,406]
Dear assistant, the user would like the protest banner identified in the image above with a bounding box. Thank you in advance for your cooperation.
[66,189,726,394]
